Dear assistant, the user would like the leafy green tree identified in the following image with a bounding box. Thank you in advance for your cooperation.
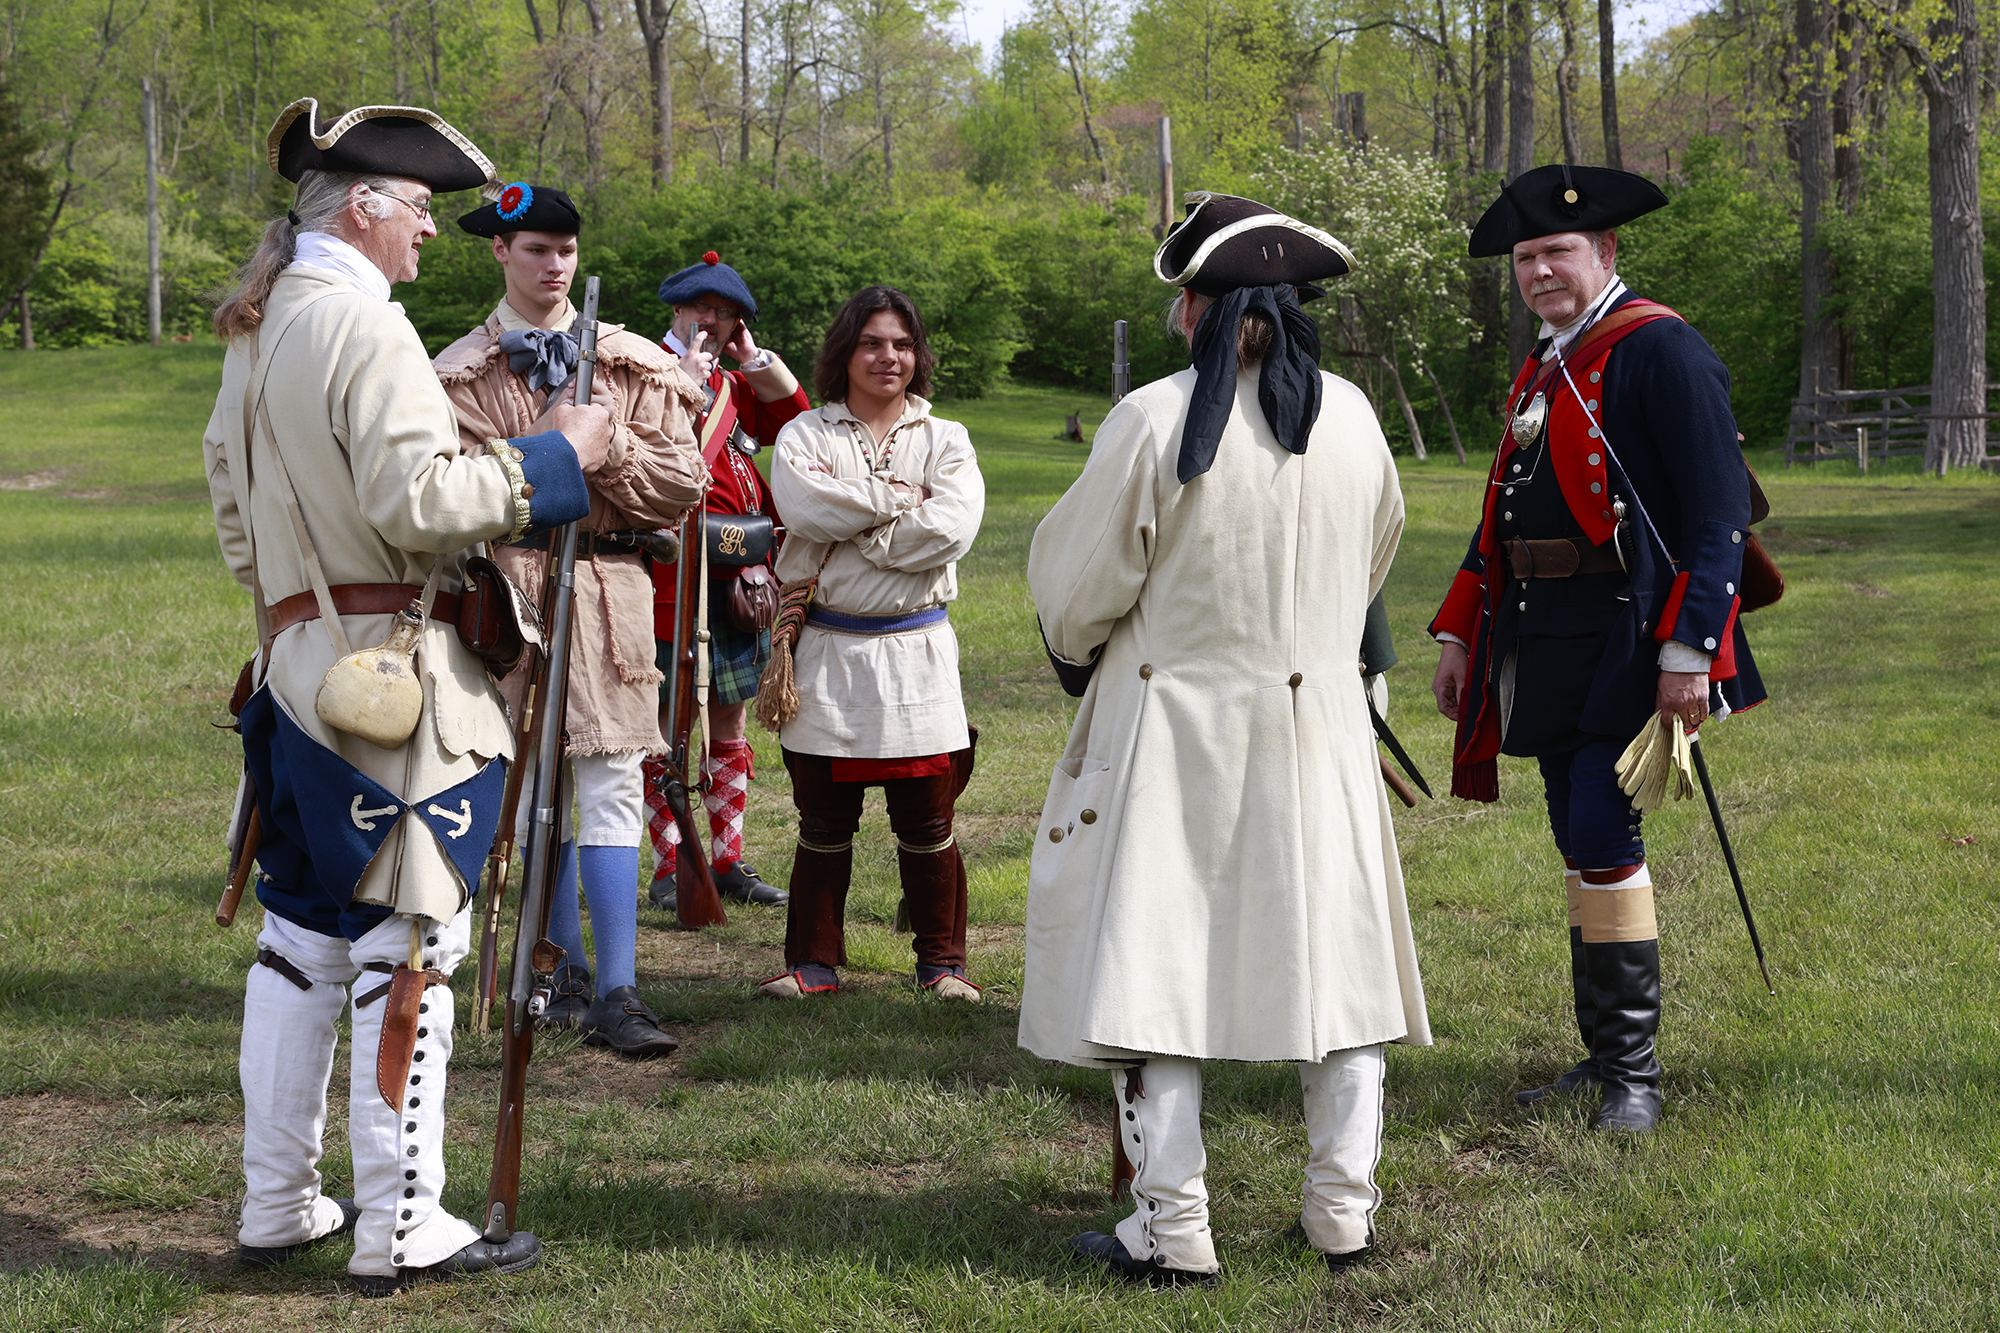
[0,77,51,322]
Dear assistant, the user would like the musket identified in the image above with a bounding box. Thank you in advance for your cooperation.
[482,275,600,1243]
[472,568,558,1033]
[657,504,727,930]
[215,807,260,927]
[1689,733,1776,996]
[1111,319,1130,404]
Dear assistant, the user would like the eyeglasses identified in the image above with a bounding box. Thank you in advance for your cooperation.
[687,299,743,323]
[372,187,434,223]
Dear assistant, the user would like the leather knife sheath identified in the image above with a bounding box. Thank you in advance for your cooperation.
[376,964,443,1111]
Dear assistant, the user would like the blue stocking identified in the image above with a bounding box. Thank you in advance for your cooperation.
[539,840,586,977]
[578,844,640,993]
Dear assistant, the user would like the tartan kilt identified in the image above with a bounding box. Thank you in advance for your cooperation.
[655,578,772,708]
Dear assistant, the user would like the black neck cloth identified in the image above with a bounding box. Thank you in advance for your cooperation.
[1178,283,1323,484]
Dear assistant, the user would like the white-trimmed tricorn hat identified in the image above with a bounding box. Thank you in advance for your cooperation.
[1154,192,1355,298]
[267,98,500,199]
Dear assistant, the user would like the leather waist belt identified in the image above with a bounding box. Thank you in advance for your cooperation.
[507,529,656,557]
[1505,538,1624,580]
[805,604,948,637]
[267,584,463,639]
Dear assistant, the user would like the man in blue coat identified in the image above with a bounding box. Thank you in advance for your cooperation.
[1429,165,1766,1133]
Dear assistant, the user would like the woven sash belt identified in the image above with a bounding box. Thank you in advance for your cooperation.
[804,604,948,637]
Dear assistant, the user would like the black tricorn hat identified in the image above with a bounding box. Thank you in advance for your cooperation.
[267,98,499,197]
[1154,192,1355,298]
[458,183,582,238]
[1469,164,1668,258]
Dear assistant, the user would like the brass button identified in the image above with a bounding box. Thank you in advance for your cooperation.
[1138,664,1153,679]
[521,482,535,499]
[1288,672,1303,687]
[1080,810,1097,824]
[1048,827,1064,843]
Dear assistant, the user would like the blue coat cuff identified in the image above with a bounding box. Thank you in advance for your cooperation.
[1671,518,1749,652]
[1039,618,1100,699]
[509,430,590,538]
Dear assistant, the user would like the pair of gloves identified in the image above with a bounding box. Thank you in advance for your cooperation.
[1616,713,1696,811]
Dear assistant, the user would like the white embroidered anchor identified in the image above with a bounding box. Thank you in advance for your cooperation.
[426,799,474,839]
[351,795,398,831]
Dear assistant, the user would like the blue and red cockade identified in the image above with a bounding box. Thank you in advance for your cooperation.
[497,181,534,222]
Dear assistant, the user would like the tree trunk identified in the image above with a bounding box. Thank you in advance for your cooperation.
[17,290,32,351]
[1833,6,1862,391]
[740,0,752,166]
[1922,0,1986,473]
[1481,0,1505,172]
[1506,0,1537,369]
[1793,0,1838,428]
[1423,360,1468,463]
[1384,355,1429,461]
[579,0,608,191]
[635,0,676,185]
[1555,0,1584,162]
[1597,0,1622,168]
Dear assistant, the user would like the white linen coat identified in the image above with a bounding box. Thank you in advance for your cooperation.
[770,396,985,759]
[203,267,536,925]
[1019,364,1431,1066]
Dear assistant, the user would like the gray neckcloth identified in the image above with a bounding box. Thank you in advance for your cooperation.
[499,327,579,395]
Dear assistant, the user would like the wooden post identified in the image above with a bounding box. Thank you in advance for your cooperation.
[1157,117,1174,236]
[142,77,162,349]
[1857,425,1868,474]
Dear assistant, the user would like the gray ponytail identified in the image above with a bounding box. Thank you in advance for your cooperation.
[211,169,404,340]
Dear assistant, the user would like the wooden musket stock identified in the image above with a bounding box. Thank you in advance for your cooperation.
[661,496,726,930]
[482,276,599,1243]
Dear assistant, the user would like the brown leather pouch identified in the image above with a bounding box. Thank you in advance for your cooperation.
[229,657,257,718]
[456,555,544,675]
[1739,533,1784,612]
[376,964,444,1111]
[728,564,781,633]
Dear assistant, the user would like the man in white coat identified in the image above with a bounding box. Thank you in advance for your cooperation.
[204,98,610,1296]
[1022,193,1429,1286]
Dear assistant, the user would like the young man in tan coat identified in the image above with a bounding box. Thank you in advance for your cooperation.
[433,183,706,1055]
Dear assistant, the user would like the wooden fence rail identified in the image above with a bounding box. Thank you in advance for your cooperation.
[1784,384,2000,468]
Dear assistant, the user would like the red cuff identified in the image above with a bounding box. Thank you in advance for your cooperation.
[1710,597,1742,680]
[1431,568,1486,643]
[1653,572,1691,642]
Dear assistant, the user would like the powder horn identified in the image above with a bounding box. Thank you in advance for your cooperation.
[315,606,427,748]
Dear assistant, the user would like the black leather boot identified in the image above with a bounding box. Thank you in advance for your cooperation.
[535,964,592,1032]
[1517,926,1602,1105]
[646,869,676,915]
[1587,938,1663,1131]
[237,1198,359,1267]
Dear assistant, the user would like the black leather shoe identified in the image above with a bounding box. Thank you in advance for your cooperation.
[1515,1059,1602,1106]
[647,870,677,914]
[352,1231,543,1297]
[1071,1231,1219,1289]
[580,985,679,1056]
[237,1198,359,1267]
[1283,1221,1372,1271]
[715,861,788,905]
[536,964,593,1032]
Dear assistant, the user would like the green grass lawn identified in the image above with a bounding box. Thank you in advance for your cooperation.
[1,344,1998,1331]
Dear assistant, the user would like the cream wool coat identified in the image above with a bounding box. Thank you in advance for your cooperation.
[203,268,540,925]
[770,397,984,759]
[434,301,707,754]
[1019,365,1431,1066]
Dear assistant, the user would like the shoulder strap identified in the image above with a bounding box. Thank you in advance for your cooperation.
[1568,300,1682,368]
[697,372,741,468]
[239,285,361,658]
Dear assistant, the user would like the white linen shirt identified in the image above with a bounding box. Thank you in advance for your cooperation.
[770,396,985,758]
